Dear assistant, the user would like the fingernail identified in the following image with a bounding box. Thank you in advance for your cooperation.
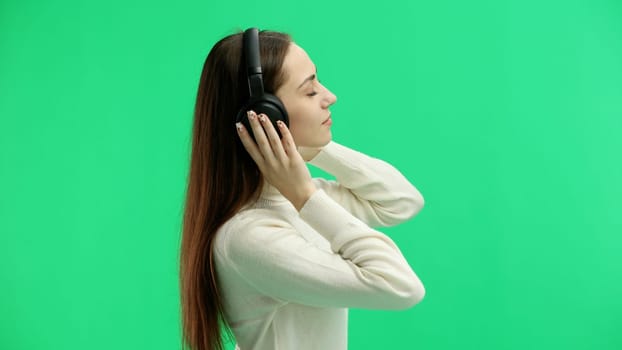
[277,120,284,127]
[248,111,256,120]
[259,114,266,122]
[236,122,243,131]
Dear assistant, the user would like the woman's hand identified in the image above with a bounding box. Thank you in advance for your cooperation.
[237,110,317,211]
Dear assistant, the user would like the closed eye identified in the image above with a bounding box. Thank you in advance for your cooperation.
[306,76,321,97]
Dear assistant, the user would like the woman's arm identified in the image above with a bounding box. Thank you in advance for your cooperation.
[218,189,425,310]
[230,115,424,309]
[308,142,425,228]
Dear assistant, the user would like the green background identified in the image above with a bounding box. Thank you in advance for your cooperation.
[1,0,621,349]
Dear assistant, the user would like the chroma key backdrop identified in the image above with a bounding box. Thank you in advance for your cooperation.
[1,0,621,349]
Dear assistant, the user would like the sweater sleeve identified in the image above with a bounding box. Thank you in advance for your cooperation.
[308,141,424,227]
[220,189,425,310]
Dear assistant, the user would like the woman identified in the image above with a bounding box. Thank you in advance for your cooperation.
[180,29,426,350]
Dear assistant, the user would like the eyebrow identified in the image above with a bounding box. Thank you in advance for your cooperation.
[297,66,318,89]
[297,74,315,90]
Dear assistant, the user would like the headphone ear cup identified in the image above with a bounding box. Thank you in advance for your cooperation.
[260,93,289,126]
[236,93,289,140]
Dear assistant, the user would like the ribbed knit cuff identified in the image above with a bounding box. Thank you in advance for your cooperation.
[309,141,364,184]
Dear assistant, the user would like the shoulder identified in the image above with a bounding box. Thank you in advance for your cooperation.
[213,208,293,260]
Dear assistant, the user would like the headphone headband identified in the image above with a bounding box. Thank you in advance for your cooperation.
[244,28,264,98]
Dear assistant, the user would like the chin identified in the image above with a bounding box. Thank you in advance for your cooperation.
[297,131,332,148]
[313,134,332,148]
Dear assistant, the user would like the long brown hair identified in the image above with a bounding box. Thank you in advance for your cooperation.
[179,30,291,350]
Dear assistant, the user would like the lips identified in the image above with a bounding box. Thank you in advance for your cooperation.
[322,115,332,125]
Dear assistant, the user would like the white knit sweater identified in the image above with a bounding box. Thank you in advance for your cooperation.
[213,141,426,350]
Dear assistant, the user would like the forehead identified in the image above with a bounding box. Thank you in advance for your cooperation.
[281,43,315,86]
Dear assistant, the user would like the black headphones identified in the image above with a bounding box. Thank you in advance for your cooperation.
[235,28,289,138]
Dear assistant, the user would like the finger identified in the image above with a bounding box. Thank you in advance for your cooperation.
[248,111,276,161]
[276,120,298,156]
[236,122,265,168]
[258,113,288,162]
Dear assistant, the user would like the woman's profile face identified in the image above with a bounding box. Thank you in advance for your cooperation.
[275,43,337,148]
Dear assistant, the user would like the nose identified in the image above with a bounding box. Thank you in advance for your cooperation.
[321,87,337,109]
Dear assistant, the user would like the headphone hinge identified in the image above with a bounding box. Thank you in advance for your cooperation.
[248,74,264,98]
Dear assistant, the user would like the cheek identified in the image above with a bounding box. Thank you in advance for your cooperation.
[288,115,310,143]
[284,103,309,135]
[281,98,321,144]
[291,122,317,149]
